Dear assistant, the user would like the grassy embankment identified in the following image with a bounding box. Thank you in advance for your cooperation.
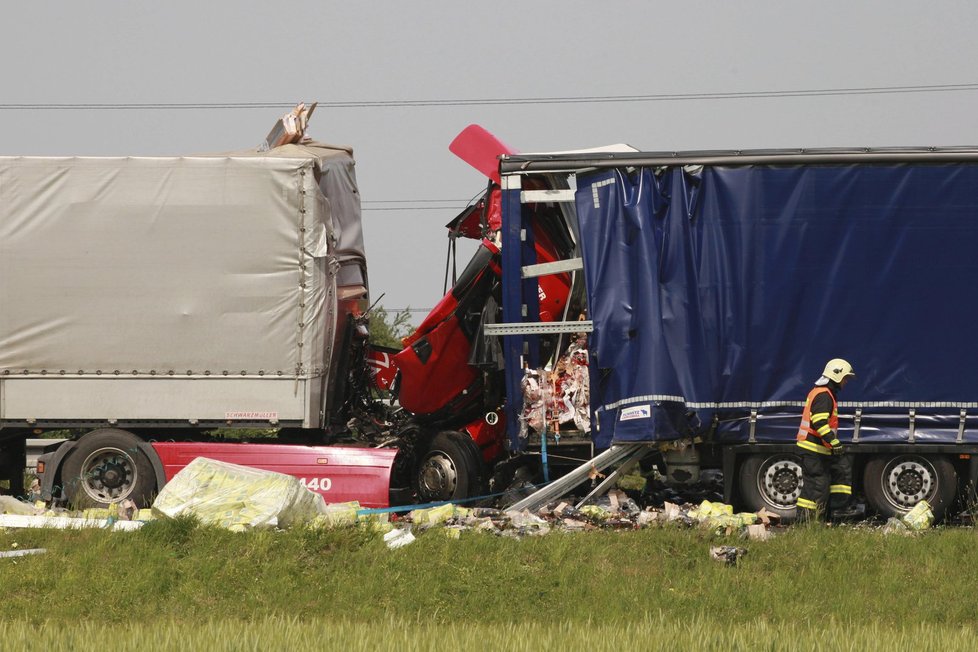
[1,518,977,649]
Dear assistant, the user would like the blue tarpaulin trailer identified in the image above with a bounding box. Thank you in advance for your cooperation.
[496,147,978,521]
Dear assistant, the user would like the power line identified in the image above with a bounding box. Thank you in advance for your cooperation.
[3,82,978,110]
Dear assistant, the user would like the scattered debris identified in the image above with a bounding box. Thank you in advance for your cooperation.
[262,102,317,150]
[644,469,724,506]
[384,528,416,549]
[0,496,43,516]
[710,546,747,566]
[314,502,363,529]
[118,499,139,521]
[0,491,151,530]
[0,548,47,559]
[504,510,551,537]
[883,517,909,534]
[883,500,935,534]
[410,503,469,526]
[519,335,591,439]
[616,471,648,493]
[0,514,144,531]
[745,524,771,541]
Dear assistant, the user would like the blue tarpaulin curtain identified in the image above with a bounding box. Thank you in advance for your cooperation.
[576,163,978,448]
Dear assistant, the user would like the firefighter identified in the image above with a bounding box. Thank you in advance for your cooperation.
[795,358,855,522]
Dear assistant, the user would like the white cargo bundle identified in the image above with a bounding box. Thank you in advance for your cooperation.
[0,142,365,429]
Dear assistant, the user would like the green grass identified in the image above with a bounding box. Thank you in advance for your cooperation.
[2,519,977,647]
[1,617,977,652]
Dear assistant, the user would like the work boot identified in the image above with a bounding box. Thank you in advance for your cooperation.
[828,501,864,522]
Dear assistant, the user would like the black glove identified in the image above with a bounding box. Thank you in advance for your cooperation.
[832,443,845,456]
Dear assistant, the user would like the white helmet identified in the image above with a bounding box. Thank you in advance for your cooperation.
[820,358,855,384]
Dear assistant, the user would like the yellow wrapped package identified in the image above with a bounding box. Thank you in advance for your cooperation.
[410,503,468,526]
[704,512,758,529]
[902,500,934,531]
[312,501,362,529]
[579,505,611,522]
[688,500,734,520]
[152,457,330,531]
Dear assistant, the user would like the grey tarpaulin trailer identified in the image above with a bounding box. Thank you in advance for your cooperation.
[0,142,367,431]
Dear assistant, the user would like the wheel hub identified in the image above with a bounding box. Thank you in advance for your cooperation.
[760,458,803,509]
[99,462,127,489]
[81,448,136,503]
[886,460,933,507]
[418,453,457,500]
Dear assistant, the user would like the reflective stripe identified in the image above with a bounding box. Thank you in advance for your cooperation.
[828,439,841,448]
[796,497,818,509]
[810,412,831,421]
[797,440,832,455]
[817,424,833,436]
[830,484,852,495]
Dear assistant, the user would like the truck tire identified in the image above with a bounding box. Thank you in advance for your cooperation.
[61,429,159,509]
[737,453,803,522]
[415,431,487,503]
[863,454,957,522]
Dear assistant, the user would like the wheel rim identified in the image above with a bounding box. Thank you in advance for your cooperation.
[756,455,803,510]
[880,456,936,510]
[418,450,458,501]
[79,447,138,503]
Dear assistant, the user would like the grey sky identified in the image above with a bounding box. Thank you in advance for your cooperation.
[3,1,977,319]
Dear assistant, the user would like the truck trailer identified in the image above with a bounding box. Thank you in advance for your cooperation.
[0,142,418,507]
[489,145,978,522]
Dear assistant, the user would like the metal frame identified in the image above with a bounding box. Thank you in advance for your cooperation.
[507,443,648,512]
[501,147,978,174]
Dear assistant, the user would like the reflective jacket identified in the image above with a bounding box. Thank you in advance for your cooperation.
[796,386,841,455]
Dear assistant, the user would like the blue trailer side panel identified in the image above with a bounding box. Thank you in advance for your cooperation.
[576,163,978,447]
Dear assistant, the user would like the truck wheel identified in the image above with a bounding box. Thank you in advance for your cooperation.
[863,454,956,521]
[415,431,486,503]
[61,429,158,509]
[738,453,803,522]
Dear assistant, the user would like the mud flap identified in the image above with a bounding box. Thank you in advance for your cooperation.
[0,438,26,497]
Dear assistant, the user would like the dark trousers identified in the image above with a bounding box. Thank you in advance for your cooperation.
[797,449,853,521]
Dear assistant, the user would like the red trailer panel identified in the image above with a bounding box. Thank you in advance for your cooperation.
[152,442,398,508]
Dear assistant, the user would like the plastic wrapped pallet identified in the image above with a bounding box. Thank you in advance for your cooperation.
[152,457,329,531]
